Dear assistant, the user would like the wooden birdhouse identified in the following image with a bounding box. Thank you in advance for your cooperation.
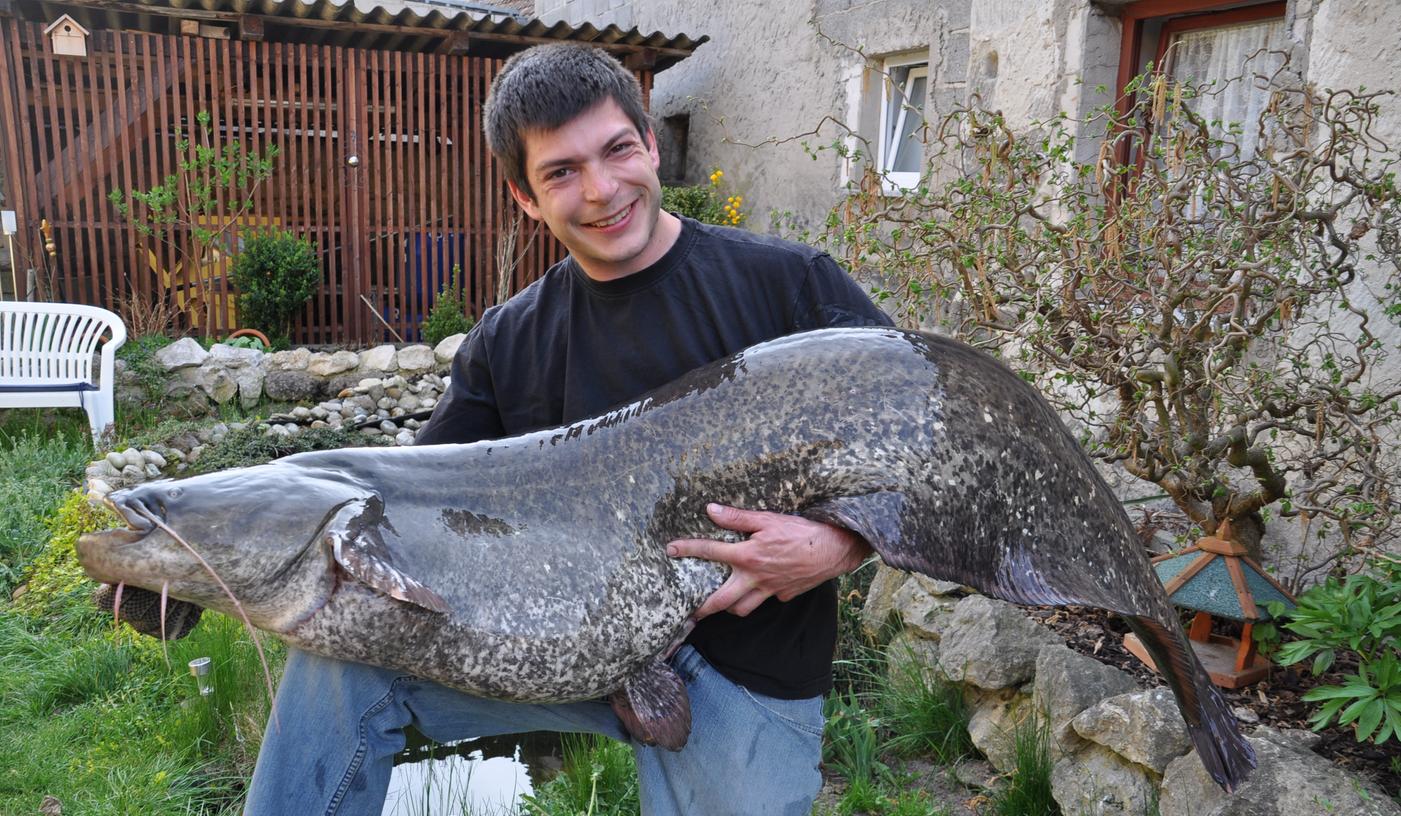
[1125,520,1297,688]
[44,15,89,58]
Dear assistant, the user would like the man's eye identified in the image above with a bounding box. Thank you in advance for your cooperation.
[547,167,573,180]
[611,142,635,155]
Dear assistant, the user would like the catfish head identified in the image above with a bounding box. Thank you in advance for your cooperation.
[77,460,445,634]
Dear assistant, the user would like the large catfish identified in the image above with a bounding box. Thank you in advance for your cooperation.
[77,327,1255,790]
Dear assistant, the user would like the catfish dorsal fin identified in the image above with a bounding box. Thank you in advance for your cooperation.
[609,658,691,750]
[324,497,450,614]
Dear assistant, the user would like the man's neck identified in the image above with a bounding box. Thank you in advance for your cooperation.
[576,211,684,283]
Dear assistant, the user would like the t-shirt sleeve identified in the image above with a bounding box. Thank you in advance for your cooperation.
[414,309,506,446]
[790,254,894,331]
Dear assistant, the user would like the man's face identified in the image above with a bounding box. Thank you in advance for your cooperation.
[509,99,674,281]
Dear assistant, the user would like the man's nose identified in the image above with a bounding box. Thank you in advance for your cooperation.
[580,164,619,203]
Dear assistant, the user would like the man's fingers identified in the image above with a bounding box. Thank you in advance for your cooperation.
[706,502,770,534]
[694,576,752,619]
[666,538,732,561]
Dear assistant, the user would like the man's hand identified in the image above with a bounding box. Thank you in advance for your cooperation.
[666,503,872,619]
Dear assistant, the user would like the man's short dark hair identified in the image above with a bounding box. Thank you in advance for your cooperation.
[484,43,650,199]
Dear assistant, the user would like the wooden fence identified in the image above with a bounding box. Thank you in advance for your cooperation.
[0,18,653,344]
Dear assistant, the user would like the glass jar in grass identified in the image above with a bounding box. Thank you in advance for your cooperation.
[420,264,475,347]
[229,230,320,347]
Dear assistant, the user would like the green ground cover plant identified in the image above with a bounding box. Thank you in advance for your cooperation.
[521,734,640,816]
[1271,555,1401,745]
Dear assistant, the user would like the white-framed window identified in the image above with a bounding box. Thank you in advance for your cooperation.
[876,54,929,194]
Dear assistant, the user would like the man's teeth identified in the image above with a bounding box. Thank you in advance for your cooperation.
[589,205,630,227]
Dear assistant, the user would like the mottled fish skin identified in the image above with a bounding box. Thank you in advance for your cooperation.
[75,327,1253,788]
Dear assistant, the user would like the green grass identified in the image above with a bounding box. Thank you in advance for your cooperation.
[0,608,283,815]
[877,644,976,765]
[0,414,92,596]
[520,734,639,816]
[986,715,1060,816]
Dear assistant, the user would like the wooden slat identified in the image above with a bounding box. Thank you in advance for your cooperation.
[1224,556,1259,620]
[1,22,592,341]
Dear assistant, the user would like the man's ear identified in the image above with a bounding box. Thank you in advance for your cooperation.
[644,128,661,171]
[507,179,542,221]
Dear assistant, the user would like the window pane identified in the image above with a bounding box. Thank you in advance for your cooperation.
[891,74,927,173]
[1168,19,1286,160]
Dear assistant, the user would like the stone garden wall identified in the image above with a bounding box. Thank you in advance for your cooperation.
[863,568,1400,816]
[85,335,466,499]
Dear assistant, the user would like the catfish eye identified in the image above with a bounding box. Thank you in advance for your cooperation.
[169,487,184,500]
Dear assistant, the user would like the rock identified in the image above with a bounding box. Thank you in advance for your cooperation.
[121,464,143,481]
[951,757,996,791]
[378,420,397,434]
[938,595,1059,689]
[395,429,416,446]
[397,344,435,373]
[399,393,422,412]
[1051,744,1158,816]
[1072,687,1191,774]
[967,686,1034,772]
[1033,644,1138,754]
[208,344,262,368]
[421,397,437,410]
[1230,706,1259,725]
[885,630,942,678]
[121,448,145,469]
[291,406,313,421]
[267,348,311,371]
[306,350,359,377]
[263,369,320,402]
[1160,726,1401,816]
[358,344,398,373]
[87,479,113,500]
[893,574,962,641]
[143,463,161,479]
[198,367,238,404]
[105,451,126,470]
[434,333,467,365]
[142,450,167,468]
[234,366,265,410]
[154,337,208,370]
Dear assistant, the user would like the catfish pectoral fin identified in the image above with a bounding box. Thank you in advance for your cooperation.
[325,498,449,614]
[609,658,691,751]
[1126,616,1257,792]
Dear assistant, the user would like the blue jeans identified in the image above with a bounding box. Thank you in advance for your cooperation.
[245,645,824,815]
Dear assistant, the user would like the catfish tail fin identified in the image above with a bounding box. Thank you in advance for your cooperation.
[1126,616,1256,792]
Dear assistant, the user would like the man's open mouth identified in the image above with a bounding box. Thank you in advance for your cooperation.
[585,200,635,229]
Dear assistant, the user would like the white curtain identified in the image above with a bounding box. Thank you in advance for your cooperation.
[1168,18,1287,160]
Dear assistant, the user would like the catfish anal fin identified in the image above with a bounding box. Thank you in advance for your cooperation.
[609,658,691,751]
[325,498,450,614]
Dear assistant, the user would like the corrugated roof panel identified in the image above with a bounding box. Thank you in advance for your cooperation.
[11,0,706,69]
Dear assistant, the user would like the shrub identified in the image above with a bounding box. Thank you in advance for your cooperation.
[229,229,321,344]
[11,493,119,631]
[116,334,175,405]
[662,168,746,227]
[1270,556,1401,746]
[190,426,382,474]
[420,264,475,347]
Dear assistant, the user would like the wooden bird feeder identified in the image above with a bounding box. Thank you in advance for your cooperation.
[44,15,89,57]
[1124,520,1297,688]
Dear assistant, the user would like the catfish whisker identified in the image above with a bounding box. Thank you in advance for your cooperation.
[132,505,279,730]
[112,582,125,629]
[159,581,171,669]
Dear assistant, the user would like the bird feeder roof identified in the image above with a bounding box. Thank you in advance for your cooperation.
[1153,544,1296,622]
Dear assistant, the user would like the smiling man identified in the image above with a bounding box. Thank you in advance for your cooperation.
[245,43,891,815]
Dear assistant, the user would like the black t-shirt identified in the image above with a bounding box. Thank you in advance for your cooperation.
[417,215,892,698]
